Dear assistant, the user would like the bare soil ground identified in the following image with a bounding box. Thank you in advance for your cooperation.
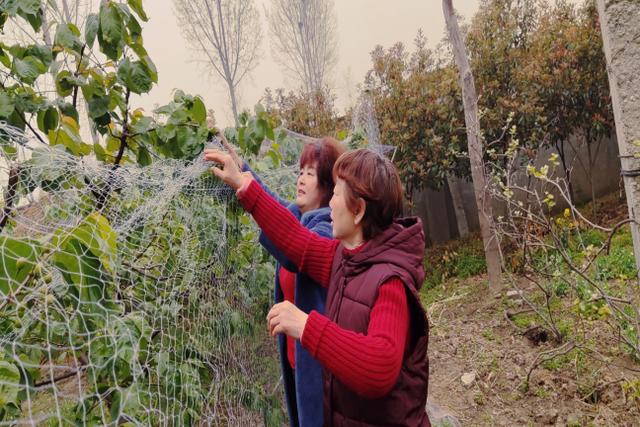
[424,275,640,426]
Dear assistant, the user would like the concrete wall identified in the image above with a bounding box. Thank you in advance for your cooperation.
[411,133,621,245]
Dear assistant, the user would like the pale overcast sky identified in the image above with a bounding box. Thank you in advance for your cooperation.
[133,1,481,127]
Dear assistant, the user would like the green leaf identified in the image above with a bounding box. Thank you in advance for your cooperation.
[22,11,42,32]
[127,15,142,43]
[52,239,105,310]
[94,141,106,161]
[98,2,124,61]
[136,144,151,166]
[127,0,148,22]
[0,44,10,67]
[0,361,21,407]
[15,0,42,32]
[23,44,52,69]
[0,12,7,31]
[0,236,41,297]
[54,23,83,55]
[130,116,154,134]
[55,70,75,97]
[0,92,14,118]
[51,214,117,312]
[141,55,157,83]
[12,56,45,84]
[17,0,40,15]
[57,101,79,122]
[87,94,110,119]
[85,13,99,48]
[6,109,25,132]
[191,97,206,123]
[47,118,91,157]
[36,106,58,134]
[117,58,152,94]
[52,212,117,275]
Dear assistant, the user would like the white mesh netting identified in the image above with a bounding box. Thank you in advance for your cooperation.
[0,123,302,426]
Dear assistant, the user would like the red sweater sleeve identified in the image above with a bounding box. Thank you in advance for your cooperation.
[237,179,338,287]
[300,278,409,399]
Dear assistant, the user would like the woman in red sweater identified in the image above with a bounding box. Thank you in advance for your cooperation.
[205,148,430,426]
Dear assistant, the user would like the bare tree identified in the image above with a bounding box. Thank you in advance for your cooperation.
[174,0,262,125]
[443,0,502,286]
[268,0,338,94]
[596,0,640,275]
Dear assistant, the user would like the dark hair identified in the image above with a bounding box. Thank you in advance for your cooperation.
[299,137,345,207]
[333,149,404,240]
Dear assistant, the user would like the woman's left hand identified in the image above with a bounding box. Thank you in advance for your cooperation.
[203,149,250,190]
[267,301,309,339]
[218,132,243,170]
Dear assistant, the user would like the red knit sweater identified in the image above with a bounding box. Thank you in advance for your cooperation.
[278,266,297,369]
[238,179,409,398]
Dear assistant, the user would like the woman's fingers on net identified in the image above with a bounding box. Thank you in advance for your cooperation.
[209,166,224,179]
[203,150,227,163]
[220,136,243,167]
[220,134,233,150]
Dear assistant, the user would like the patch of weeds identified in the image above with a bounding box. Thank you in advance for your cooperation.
[512,312,536,329]
[542,346,579,371]
[566,418,582,427]
[611,226,632,248]
[531,249,565,276]
[534,386,550,398]
[453,248,486,279]
[423,234,486,289]
[482,329,496,341]
[579,228,605,248]
[556,319,572,340]
[473,391,485,405]
[552,278,570,297]
[481,411,494,424]
[507,391,523,402]
[594,246,636,280]
[622,378,640,403]
[490,356,500,373]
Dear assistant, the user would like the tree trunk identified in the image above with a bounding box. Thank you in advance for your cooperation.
[555,140,575,204]
[447,175,469,239]
[228,81,239,127]
[596,0,640,277]
[443,0,502,286]
[586,139,596,218]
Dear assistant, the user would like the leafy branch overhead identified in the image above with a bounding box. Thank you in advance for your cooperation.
[0,0,210,167]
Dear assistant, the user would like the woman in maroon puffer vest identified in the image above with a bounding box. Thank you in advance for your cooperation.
[205,148,431,427]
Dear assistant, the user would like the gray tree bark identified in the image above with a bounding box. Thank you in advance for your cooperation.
[443,0,502,286]
[596,0,640,276]
[447,175,469,239]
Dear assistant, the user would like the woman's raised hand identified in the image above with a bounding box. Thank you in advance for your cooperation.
[203,149,251,190]
[218,133,243,170]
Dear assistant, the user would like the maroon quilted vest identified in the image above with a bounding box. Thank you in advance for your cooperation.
[322,217,430,427]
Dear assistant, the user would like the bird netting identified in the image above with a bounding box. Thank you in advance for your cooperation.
[0,122,301,426]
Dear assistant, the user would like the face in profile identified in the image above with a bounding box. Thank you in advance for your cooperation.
[296,163,322,213]
[329,178,359,240]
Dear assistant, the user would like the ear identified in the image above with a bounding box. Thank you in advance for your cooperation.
[354,198,366,226]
